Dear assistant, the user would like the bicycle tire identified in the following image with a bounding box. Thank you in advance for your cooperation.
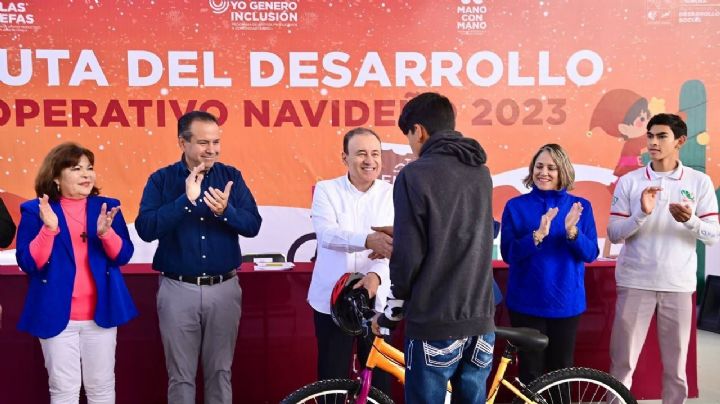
[512,367,637,404]
[280,378,394,404]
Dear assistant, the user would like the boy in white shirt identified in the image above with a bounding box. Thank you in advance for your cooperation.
[608,113,720,403]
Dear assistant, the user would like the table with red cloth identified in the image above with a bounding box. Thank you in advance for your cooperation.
[0,261,697,403]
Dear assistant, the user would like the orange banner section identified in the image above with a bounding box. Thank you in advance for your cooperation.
[1,1,718,259]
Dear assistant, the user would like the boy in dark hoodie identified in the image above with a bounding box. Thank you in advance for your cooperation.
[372,92,496,403]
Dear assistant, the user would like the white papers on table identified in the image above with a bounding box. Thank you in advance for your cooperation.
[254,262,295,271]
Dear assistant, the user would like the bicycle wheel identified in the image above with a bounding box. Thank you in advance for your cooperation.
[513,367,637,404]
[281,378,394,404]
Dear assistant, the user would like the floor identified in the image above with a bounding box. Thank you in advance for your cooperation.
[640,329,720,404]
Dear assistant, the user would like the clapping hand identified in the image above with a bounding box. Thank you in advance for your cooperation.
[668,203,692,223]
[185,163,206,204]
[565,202,583,232]
[534,207,558,244]
[97,203,120,236]
[204,181,233,216]
[38,194,58,231]
[641,186,662,214]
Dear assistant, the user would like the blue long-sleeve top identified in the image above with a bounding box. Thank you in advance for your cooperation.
[135,160,262,276]
[500,187,599,317]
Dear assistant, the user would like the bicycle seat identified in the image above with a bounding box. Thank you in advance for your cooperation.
[495,327,549,351]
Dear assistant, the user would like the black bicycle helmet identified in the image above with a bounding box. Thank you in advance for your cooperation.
[330,272,374,336]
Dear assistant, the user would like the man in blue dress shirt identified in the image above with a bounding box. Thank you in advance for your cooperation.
[135,111,262,404]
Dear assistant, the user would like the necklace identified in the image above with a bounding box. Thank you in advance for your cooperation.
[62,205,88,243]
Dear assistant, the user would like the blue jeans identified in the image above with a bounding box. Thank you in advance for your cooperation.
[405,332,495,404]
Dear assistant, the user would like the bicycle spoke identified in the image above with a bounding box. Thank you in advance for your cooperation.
[280,379,392,404]
[521,368,637,404]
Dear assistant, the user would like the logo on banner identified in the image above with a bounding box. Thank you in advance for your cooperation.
[208,0,300,31]
[457,0,487,35]
[645,0,673,24]
[209,0,230,14]
[380,144,415,184]
[0,2,37,32]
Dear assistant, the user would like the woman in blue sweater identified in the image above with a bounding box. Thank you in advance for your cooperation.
[501,143,599,384]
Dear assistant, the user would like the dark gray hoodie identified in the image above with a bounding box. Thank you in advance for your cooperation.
[383,129,496,340]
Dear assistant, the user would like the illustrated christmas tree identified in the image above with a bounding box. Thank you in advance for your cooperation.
[679,80,709,299]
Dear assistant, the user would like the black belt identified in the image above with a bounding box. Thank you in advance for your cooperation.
[162,270,236,286]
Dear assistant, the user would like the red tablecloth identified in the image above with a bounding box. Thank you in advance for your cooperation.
[0,261,698,403]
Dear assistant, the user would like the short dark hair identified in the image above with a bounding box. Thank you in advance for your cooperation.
[35,142,100,201]
[398,92,455,136]
[178,111,218,141]
[647,113,687,139]
[342,127,382,154]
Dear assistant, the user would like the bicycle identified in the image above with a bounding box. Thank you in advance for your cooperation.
[281,325,637,404]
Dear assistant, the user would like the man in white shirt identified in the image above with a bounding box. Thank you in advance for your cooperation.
[307,127,394,394]
[608,113,720,404]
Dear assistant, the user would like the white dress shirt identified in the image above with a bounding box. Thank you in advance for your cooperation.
[308,175,394,314]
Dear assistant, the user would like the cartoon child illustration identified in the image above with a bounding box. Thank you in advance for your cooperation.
[589,89,652,189]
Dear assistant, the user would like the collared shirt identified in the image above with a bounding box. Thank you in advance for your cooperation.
[608,161,719,292]
[307,175,394,314]
[135,159,262,276]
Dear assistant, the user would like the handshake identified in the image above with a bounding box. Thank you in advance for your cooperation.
[366,226,393,260]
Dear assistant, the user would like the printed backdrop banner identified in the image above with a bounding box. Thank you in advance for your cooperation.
[1,0,719,264]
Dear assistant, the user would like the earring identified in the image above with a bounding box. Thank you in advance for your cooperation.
[55,183,60,192]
